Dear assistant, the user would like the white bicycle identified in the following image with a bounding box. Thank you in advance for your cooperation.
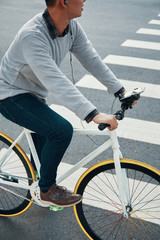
[0,88,160,240]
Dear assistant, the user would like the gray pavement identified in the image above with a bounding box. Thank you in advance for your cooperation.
[0,0,160,239]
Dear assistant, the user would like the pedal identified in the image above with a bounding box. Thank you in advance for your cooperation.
[34,171,39,180]
[50,206,64,212]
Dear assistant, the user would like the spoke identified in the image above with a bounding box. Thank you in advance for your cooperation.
[134,209,160,222]
[1,151,20,168]
[133,193,160,214]
[84,185,123,213]
[129,217,147,239]
[104,215,123,240]
[83,192,123,213]
[102,170,120,200]
[133,197,160,208]
[2,157,20,168]
[84,209,122,220]
[87,211,123,239]
[86,176,123,212]
[132,176,153,205]
[0,187,14,210]
[83,196,122,210]
[111,215,123,240]
[2,165,26,171]
[132,213,157,240]
[134,186,160,210]
[131,172,145,204]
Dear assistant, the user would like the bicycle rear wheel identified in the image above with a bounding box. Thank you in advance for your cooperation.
[74,159,160,240]
[0,132,36,217]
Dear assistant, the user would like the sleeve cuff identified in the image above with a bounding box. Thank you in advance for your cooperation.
[85,109,99,123]
[114,87,125,98]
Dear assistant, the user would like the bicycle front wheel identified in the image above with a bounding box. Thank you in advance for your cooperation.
[0,132,36,217]
[74,159,160,240]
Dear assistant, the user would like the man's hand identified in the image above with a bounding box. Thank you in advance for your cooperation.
[92,113,118,131]
[121,90,137,106]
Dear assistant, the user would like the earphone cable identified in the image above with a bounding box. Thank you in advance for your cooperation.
[111,97,117,114]
[66,4,75,85]
[70,52,75,85]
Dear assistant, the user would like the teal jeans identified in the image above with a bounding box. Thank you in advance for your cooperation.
[0,93,73,192]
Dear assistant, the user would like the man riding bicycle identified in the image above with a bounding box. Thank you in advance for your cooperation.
[0,0,128,207]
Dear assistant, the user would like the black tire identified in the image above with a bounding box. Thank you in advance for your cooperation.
[74,159,160,240]
[0,132,36,216]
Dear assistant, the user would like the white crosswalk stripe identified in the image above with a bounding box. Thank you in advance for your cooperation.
[75,74,160,99]
[104,55,160,70]
[121,39,160,51]
[57,162,86,191]
[136,28,160,36]
[148,19,160,25]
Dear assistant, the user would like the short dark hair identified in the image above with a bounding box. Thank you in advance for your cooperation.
[45,0,57,7]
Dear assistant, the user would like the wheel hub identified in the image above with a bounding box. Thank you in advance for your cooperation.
[126,204,133,214]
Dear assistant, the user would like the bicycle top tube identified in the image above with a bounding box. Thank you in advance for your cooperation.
[23,126,110,136]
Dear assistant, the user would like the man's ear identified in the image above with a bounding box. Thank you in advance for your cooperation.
[60,0,68,7]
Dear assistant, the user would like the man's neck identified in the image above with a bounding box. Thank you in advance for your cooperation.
[47,7,69,35]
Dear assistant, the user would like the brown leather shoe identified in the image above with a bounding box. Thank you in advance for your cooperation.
[40,184,82,207]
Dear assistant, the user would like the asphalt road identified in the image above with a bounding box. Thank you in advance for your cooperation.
[0,0,160,239]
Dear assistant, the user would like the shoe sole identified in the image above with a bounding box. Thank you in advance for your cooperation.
[40,197,83,208]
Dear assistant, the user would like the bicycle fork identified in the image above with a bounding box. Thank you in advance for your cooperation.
[109,130,131,218]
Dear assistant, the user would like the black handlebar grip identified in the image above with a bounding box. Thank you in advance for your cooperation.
[116,113,123,120]
[98,123,110,131]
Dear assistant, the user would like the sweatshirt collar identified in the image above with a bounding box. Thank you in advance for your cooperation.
[42,9,69,39]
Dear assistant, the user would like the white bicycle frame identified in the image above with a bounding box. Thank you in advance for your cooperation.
[0,126,130,217]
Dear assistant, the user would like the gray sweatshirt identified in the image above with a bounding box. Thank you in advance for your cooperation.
[0,10,123,120]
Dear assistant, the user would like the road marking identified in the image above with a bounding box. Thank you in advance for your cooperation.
[104,55,160,70]
[50,104,160,145]
[0,6,43,12]
[57,162,86,190]
[117,117,160,146]
[148,20,160,25]
[121,39,160,51]
[75,74,160,99]
[136,28,160,36]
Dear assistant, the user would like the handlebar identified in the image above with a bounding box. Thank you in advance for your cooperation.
[98,88,144,131]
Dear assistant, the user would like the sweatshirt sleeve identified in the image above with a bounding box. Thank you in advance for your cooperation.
[21,33,96,120]
[71,21,124,95]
